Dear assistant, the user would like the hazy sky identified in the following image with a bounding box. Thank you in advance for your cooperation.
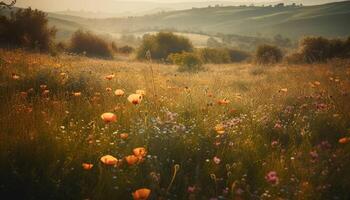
[14,0,342,13]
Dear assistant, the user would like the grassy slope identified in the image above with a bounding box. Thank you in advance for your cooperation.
[2,2,349,42]
[62,1,348,38]
[115,1,350,38]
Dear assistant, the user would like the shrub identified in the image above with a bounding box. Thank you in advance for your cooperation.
[227,49,251,62]
[284,52,304,64]
[299,36,350,63]
[198,48,231,64]
[255,44,283,65]
[299,37,330,63]
[168,52,203,72]
[118,45,134,54]
[0,8,56,51]
[70,30,112,58]
[137,32,193,60]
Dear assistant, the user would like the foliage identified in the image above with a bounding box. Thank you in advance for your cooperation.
[226,49,251,62]
[1,44,350,199]
[255,44,283,65]
[118,45,134,54]
[198,48,231,64]
[298,36,350,63]
[70,30,113,58]
[168,52,203,72]
[0,7,56,51]
[136,32,193,60]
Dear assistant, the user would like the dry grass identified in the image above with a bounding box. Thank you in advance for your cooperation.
[1,49,350,199]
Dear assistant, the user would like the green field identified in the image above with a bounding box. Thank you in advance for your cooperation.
[1,49,350,199]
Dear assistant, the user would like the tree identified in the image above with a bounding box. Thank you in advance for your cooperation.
[0,7,56,51]
[0,0,16,9]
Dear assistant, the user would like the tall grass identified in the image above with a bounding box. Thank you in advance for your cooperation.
[1,49,350,199]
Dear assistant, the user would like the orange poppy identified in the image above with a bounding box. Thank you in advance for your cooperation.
[128,94,143,105]
[73,92,82,97]
[42,89,50,96]
[20,92,28,98]
[40,84,48,90]
[132,188,151,200]
[115,89,125,96]
[82,163,94,170]
[339,137,350,144]
[217,98,230,105]
[105,74,115,80]
[125,155,140,165]
[133,147,147,158]
[279,88,288,93]
[101,112,117,123]
[214,123,225,134]
[120,133,129,139]
[106,87,112,92]
[12,73,20,80]
[100,155,119,166]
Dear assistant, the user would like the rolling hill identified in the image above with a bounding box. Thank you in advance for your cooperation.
[79,1,350,39]
[1,1,350,42]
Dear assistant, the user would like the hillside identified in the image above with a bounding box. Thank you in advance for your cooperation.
[88,1,350,38]
[2,1,350,41]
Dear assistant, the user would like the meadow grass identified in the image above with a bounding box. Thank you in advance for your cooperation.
[0,49,350,199]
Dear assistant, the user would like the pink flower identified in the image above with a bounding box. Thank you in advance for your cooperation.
[271,140,279,148]
[310,151,319,162]
[187,186,196,193]
[274,123,283,129]
[265,171,279,185]
[213,156,221,165]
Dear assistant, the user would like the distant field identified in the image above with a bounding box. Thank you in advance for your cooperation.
[1,49,350,199]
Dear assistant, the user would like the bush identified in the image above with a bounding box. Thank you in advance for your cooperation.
[299,36,350,63]
[118,45,134,54]
[284,52,304,64]
[227,49,251,62]
[255,44,283,65]
[168,52,203,72]
[70,30,112,58]
[137,32,193,60]
[198,48,231,64]
[0,8,56,51]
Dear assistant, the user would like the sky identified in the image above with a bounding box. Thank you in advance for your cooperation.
[13,0,342,13]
